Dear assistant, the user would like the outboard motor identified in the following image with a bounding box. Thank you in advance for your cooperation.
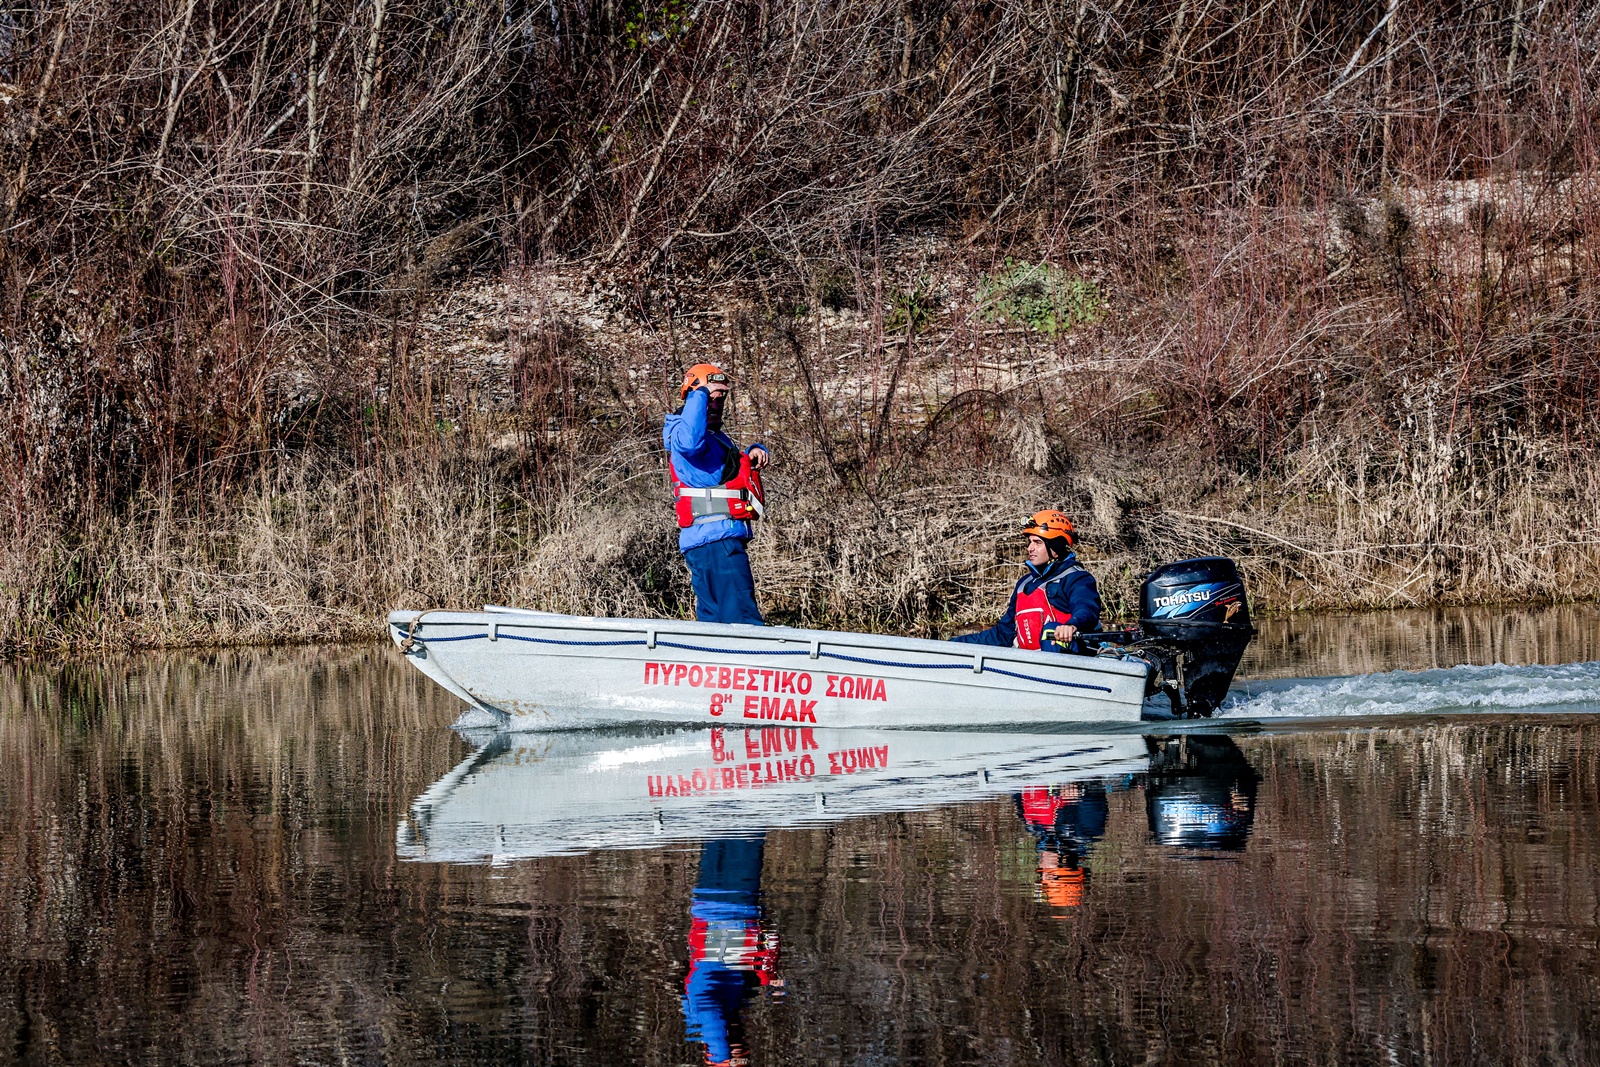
[1135,556,1254,718]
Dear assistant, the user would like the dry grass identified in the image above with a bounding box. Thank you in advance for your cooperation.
[0,451,523,651]
[9,416,1589,654]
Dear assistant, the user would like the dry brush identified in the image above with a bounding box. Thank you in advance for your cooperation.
[0,0,1597,650]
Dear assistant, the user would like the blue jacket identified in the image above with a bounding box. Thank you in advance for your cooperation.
[664,389,764,552]
[952,554,1102,651]
[683,838,767,1065]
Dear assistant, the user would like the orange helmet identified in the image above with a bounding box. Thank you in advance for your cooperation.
[1038,864,1086,909]
[1023,509,1076,547]
[680,363,731,400]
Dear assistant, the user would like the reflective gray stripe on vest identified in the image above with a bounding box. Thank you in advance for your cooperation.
[1020,564,1086,598]
[678,485,766,520]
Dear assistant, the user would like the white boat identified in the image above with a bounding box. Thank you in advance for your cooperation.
[397,725,1155,861]
[389,607,1159,730]
[391,558,1258,731]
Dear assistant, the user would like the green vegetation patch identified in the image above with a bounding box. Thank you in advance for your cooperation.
[887,278,939,333]
[977,261,1104,335]
[623,0,694,48]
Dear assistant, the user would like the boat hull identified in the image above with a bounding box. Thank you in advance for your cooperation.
[389,609,1155,730]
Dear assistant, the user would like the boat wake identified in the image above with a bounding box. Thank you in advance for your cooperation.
[1220,660,1600,721]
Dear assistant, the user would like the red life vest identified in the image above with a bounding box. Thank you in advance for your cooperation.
[669,449,766,528]
[1019,787,1074,829]
[687,918,779,983]
[1011,567,1084,650]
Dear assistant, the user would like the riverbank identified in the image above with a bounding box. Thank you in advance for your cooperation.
[2,399,1594,655]
[3,0,1596,653]
[5,241,1598,654]
[10,240,1600,654]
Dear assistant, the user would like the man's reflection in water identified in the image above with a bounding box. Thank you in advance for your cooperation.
[1016,783,1112,910]
[1015,737,1262,911]
[1144,735,1260,850]
[684,836,779,1067]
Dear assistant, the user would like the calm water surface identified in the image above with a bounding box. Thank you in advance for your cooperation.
[4,605,1600,1065]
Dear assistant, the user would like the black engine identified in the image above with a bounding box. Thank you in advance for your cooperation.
[1138,556,1254,716]
[1084,556,1255,718]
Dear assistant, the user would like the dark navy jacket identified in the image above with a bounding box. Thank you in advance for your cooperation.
[951,554,1102,650]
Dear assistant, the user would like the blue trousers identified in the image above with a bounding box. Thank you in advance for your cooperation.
[683,538,764,625]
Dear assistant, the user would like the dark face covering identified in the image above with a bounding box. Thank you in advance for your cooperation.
[705,391,727,431]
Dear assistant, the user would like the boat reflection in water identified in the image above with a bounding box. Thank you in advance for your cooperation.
[398,726,1158,861]
[399,725,1260,1065]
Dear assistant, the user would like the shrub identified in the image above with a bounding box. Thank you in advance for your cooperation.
[887,279,940,334]
[976,262,1104,335]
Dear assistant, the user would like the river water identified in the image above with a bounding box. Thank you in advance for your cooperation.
[3,605,1599,1065]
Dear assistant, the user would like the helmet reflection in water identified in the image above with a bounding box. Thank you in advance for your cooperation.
[1016,783,1111,912]
[1037,854,1087,909]
[683,836,779,1067]
[1143,735,1260,850]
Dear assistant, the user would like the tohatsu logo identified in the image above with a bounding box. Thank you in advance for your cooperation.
[1154,587,1212,609]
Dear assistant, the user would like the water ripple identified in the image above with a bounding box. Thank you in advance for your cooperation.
[1223,659,1600,720]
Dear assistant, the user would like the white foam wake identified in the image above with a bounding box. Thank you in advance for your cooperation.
[1220,660,1600,720]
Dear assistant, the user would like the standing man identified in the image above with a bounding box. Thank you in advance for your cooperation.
[664,364,771,625]
[682,835,778,1066]
[951,510,1102,652]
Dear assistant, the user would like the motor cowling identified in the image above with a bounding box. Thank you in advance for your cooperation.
[1136,556,1254,717]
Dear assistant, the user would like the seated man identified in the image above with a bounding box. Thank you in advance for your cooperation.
[951,510,1102,653]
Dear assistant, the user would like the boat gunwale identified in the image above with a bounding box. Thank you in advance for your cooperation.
[387,608,1152,683]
